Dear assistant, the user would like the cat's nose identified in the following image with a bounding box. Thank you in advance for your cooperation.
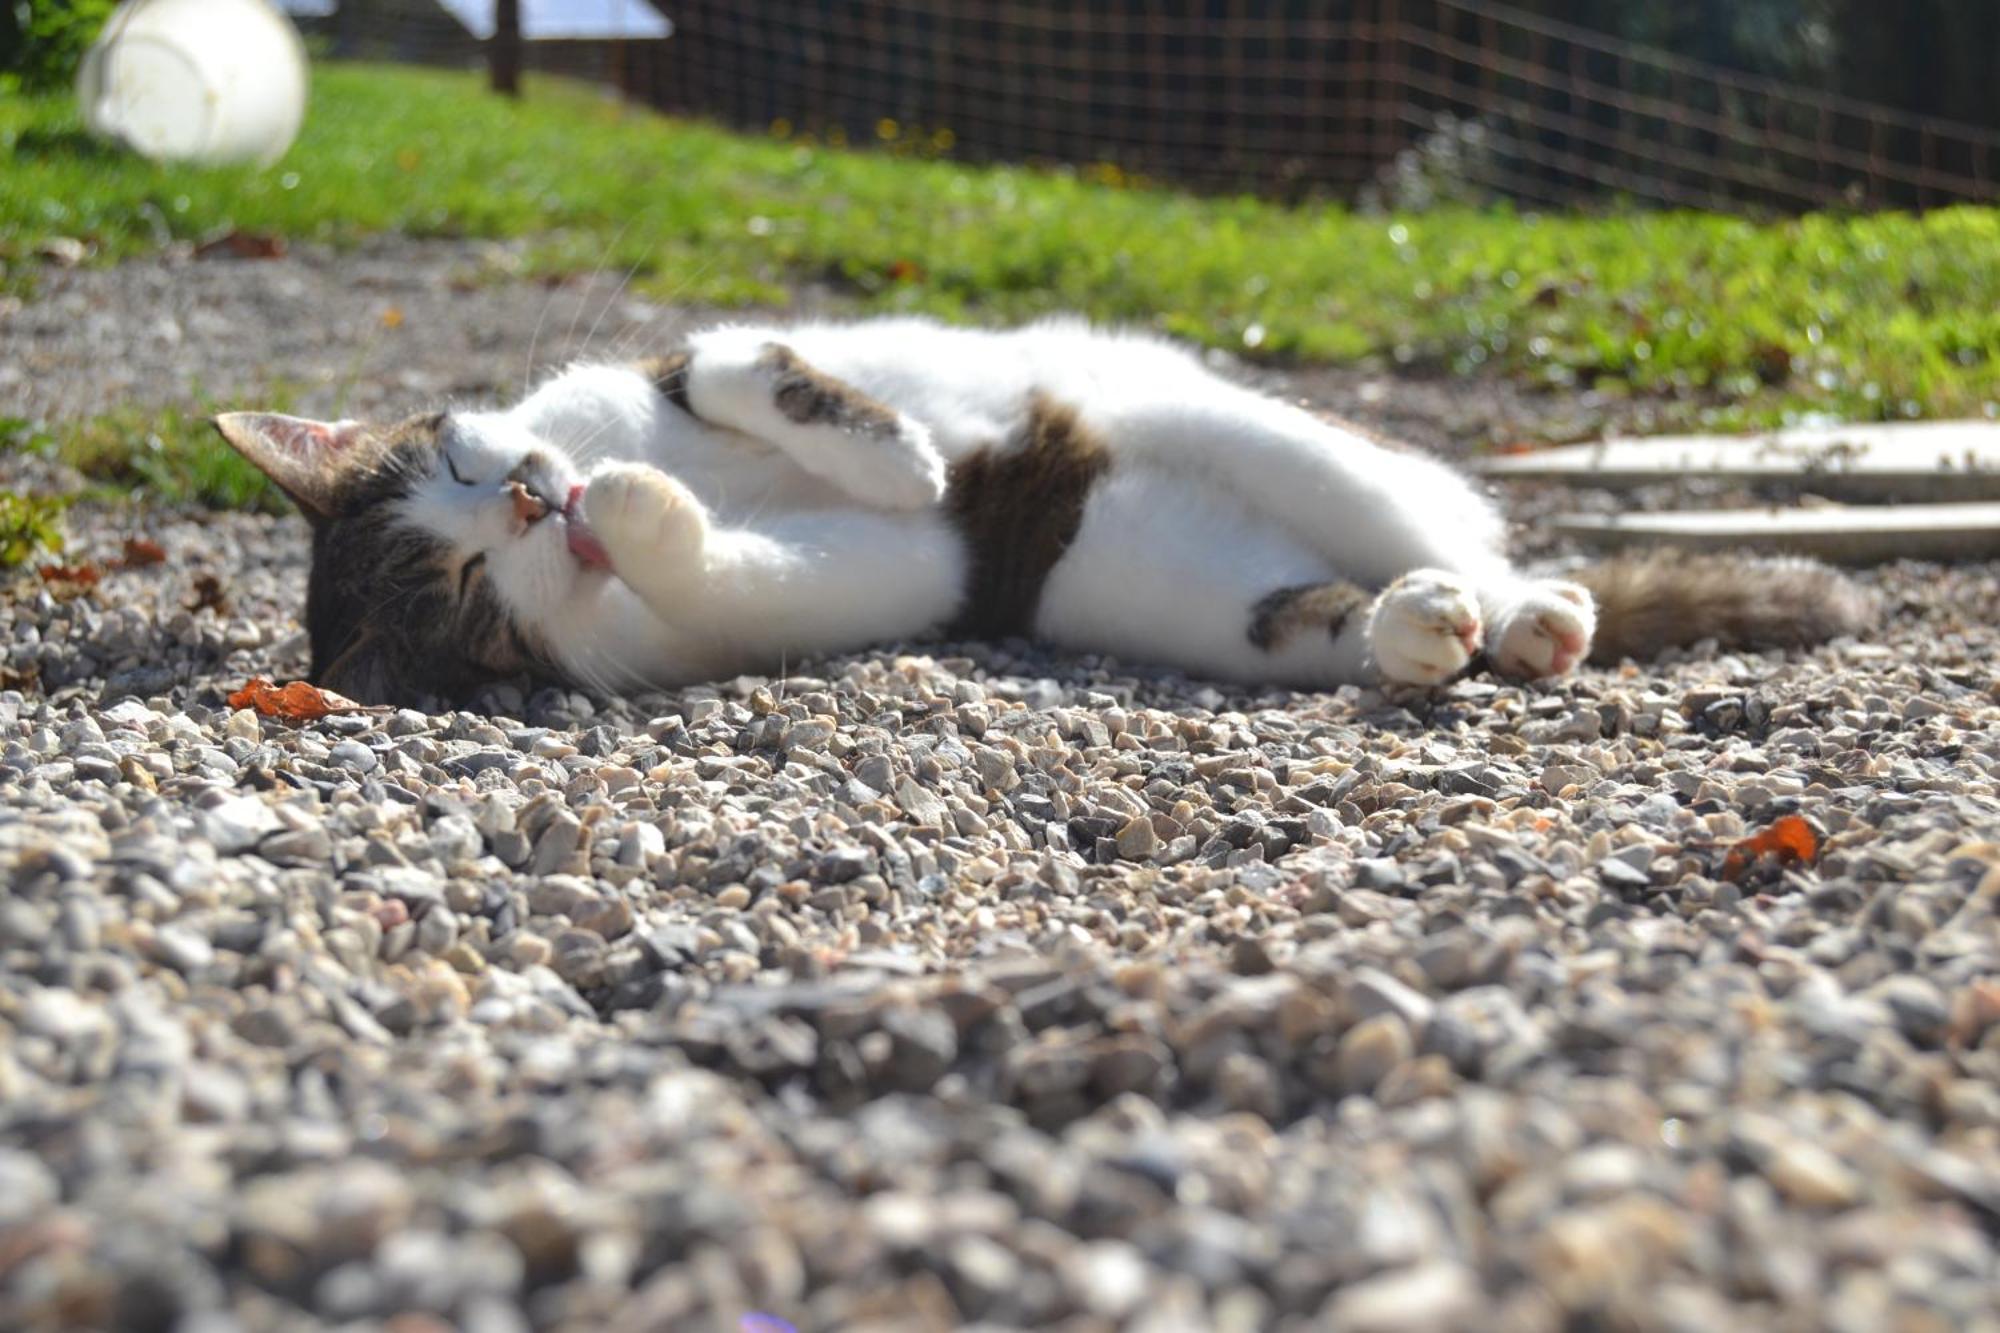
[508,481,550,525]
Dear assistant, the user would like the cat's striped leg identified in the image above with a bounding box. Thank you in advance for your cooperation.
[1034,466,1465,690]
[1252,569,1588,685]
[1242,579,1378,685]
[646,331,948,508]
[1092,394,1593,680]
[1249,570,1485,688]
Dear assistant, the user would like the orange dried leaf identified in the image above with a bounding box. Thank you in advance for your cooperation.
[380,305,405,329]
[119,537,167,568]
[37,562,101,587]
[1721,814,1822,881]
[194,228,286,261]
[227,677,365,721]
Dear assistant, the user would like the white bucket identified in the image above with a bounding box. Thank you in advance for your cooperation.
[78,0,310,167]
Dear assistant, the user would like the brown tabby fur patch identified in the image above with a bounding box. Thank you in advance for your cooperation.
[1248,580,1372,651]
[636,350,697,417]
[1574,550,1875,665]
[758,343,901,438]
[946,395,1110,639]
[302,413,548,704]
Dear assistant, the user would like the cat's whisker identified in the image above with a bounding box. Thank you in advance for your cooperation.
[570,407,630,456]
[332,311,391,421]
[519,257,572,399]
[629,251,715,313]
[562,645,597,697]
[772,652,790,709]
[558,414,625,470]
[571,640,625,700]
[574,253,650,371]
[597,259,714,365]
[559,220,640,368]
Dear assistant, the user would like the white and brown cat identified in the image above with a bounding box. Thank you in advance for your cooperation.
[214,316,1871,706]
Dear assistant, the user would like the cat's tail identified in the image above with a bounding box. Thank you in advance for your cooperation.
[1570,550,1877,666]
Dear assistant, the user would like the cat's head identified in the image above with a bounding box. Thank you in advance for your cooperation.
[213,409,609,706]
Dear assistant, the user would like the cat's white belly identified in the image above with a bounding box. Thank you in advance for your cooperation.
[1037,465,1340,684]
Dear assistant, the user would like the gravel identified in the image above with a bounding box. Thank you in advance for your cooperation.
[4,244,2000,1331]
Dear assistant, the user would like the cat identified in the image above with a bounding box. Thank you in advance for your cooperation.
[212,316,1873,707]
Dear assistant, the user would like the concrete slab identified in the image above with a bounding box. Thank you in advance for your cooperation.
[1479,421,2000,502]
[1554,502,2000,564]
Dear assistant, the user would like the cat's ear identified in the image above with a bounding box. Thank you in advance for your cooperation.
[211,413,370,523]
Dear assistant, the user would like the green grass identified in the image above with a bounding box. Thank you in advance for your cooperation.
[0,400,273,568]
[0,486,68,569]
[6,63,2000,446]
[4,404,282,514]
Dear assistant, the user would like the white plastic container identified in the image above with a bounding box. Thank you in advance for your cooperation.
[78,0,310,167]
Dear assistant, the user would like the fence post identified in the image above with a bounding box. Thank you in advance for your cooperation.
[491,0,523,98]
[1378,0,1404,170]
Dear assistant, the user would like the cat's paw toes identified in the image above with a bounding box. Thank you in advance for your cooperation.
[1370,569,1484,686]
[1489,581,1596,679]
[584,464,705,564]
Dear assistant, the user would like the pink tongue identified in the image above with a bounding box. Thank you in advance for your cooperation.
[563,484,611,570]
[567,523,610,570]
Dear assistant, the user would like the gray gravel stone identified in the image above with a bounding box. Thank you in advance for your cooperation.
[4,245,1998,1332]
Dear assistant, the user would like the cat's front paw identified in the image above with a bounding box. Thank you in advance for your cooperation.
[584,464,706,570]
[1369,570,1484,686]
[1489,581,1595,679]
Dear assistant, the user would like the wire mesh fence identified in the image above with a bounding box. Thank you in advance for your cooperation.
[613,0,2000,211]
[289,0,644,86]
[620,2,1395,198]
[1395,0,2000,211]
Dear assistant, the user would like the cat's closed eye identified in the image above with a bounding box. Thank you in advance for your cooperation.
[457,552,487,598]
[436,418,485,488]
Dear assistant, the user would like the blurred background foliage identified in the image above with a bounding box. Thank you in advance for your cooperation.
[0,0,117,93]
[11,63,2000,436]
[1512,0,2000,132]
[7,0,2000,450]
[8,2,2000,130]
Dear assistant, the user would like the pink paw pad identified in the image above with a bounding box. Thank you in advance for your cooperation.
[1545,621,1588,674]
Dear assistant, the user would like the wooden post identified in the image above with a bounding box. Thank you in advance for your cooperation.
[0,1,22,75]
[491,0,522,98]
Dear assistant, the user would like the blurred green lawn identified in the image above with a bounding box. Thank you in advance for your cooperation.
[6,62,2000,470]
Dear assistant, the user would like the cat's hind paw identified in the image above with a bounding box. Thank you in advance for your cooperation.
[1488,581,1595,679]
[583,463,707,571]
[1369,569,1484,686]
